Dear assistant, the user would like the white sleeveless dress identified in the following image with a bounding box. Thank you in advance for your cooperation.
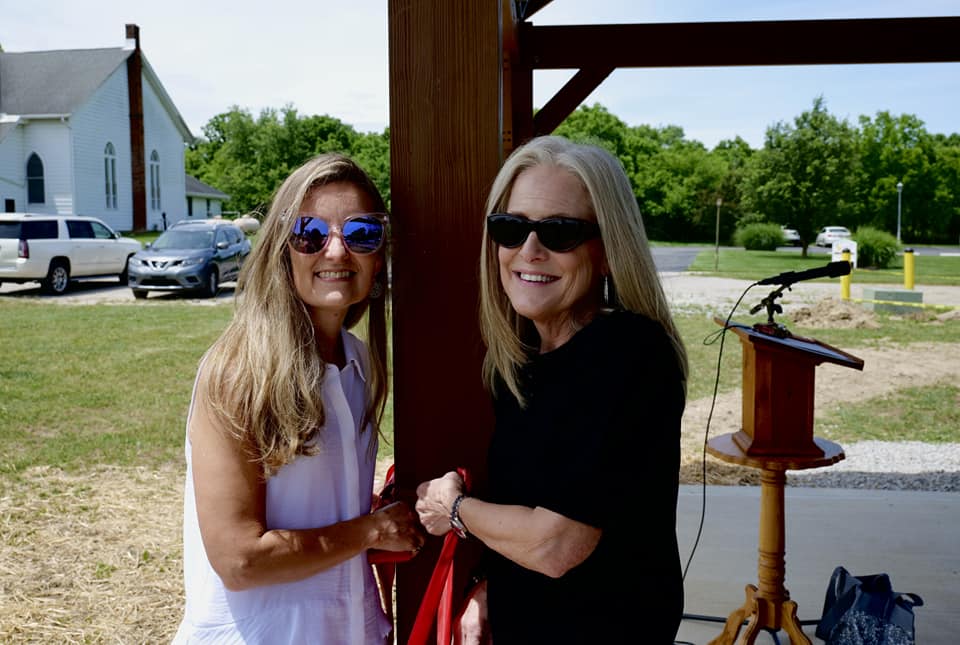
[173,330,391,644]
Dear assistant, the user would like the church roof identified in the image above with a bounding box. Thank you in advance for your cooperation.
[185,174,230,200]
[0,46,192,142]
[0,48,130,115]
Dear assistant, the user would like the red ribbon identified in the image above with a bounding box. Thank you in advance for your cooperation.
[408,467,472,645]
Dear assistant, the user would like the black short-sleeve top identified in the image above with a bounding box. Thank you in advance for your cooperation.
[486,310,686,644]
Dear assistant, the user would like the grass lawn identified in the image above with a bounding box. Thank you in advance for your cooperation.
[818,383,960,444]
[0,302,232,475]
[127,230,162,246]
[689,248,960,286]
[1,299,957,476]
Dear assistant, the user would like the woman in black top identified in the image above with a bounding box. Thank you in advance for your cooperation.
[416,135,688,644]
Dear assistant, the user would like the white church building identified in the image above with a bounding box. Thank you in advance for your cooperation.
[0,25,226,232]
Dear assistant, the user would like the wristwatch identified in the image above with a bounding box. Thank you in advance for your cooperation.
[450,494,469,539]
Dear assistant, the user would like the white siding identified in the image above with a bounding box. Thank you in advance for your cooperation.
[22,120,73,215]
[184,195,224,223]
[71,63,133,231]
[143,75,186,231]
[0,125,26,211]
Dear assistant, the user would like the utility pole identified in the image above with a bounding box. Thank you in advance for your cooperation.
[896,181,904,243]
[715,197,722,271]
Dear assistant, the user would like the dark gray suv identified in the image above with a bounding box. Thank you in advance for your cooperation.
[127,220,251,299]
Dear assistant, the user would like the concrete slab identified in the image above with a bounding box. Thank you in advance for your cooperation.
[675,485,960,644]
[862,287,925,315]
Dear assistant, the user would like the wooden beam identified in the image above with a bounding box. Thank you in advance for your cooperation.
[504,0,532,152]
[533,65,615,136]
[514,0,553,21]
[526,17,960,69]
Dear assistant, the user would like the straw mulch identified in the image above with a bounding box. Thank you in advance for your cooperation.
[0,465,184,643]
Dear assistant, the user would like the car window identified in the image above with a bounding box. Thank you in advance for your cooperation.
[153,229,214,249]
[91,221,115,239]
[215,229,228,245]
[0,222,22,238]
[20,220,59,239]
[67,220,95,239]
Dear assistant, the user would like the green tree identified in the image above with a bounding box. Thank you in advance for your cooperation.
[930,135,960,243]
[186,106,388,215]
[554,103,632,160]
[555,106,733,241]
[628,128,726,240]
[710,137,755,243]
[858,112,959,243]
[740,97,861,255]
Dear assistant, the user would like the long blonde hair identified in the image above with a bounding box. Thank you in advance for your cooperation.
[202,153,390,475]
[479,135,688,405]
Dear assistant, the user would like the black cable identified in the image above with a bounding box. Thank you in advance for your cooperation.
[680,282,756,584]
[674,284,755,645]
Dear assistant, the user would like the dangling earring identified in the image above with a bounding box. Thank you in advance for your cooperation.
[369,278,384,300]
[603,274,610,307]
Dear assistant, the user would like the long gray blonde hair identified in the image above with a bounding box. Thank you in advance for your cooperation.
[479,135,688,405]
[202,153,389,475]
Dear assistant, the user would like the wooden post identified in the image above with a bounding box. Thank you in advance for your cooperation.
[388,1,509,639]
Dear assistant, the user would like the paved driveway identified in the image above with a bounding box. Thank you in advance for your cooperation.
[651,246,708,272]
[0,279,237,304]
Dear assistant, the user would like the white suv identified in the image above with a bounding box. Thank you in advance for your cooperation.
[0,213,142,294]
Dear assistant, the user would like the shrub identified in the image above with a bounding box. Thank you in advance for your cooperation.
[853,226,899,268]
[734,223,784,251]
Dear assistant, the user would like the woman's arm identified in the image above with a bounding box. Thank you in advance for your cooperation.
[454,579,491,645]
[415,473,599,579]
[190,370,423,591]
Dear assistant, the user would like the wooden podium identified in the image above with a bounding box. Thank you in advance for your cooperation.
[706,320,863,645]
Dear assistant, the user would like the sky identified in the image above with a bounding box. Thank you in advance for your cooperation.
[2,0,959,149]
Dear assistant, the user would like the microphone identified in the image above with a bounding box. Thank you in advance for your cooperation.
[756,261,851,286]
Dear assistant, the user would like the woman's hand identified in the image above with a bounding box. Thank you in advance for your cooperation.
[415,471,464,536]
[370,500,426,553]
[454,579,491,645]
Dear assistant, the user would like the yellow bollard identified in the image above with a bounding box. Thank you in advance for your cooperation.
[904,248,915,290]
[841,249,852,301]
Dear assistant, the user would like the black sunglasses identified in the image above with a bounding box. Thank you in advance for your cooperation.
[486,213,601,252]
[289,213,386,255]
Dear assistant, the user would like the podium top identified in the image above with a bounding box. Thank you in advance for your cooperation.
[717,318,864,371]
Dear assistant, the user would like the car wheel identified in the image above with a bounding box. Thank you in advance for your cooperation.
[204,267,219,298]
[119,255,133,284]
[43,261,70,295]
[132,290,148,300]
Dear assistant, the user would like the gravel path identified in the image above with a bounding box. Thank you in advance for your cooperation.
[789,441,960,492]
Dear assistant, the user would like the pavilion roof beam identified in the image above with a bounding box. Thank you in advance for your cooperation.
[514,0,553,21]
[524,17,960,69]
[532,65,615,136]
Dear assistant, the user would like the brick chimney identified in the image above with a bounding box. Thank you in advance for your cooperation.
[126,24,146,231]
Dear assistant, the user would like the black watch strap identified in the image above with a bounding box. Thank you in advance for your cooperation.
[450,494,469,539]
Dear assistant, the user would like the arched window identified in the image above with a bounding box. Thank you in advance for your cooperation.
[149,150,161,210]
[27,153,45,204]
[104,143,118,209]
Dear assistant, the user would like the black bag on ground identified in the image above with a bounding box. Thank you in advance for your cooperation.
[816,565,923,645]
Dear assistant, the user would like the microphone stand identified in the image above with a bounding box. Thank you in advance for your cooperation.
[749,283,794,338]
